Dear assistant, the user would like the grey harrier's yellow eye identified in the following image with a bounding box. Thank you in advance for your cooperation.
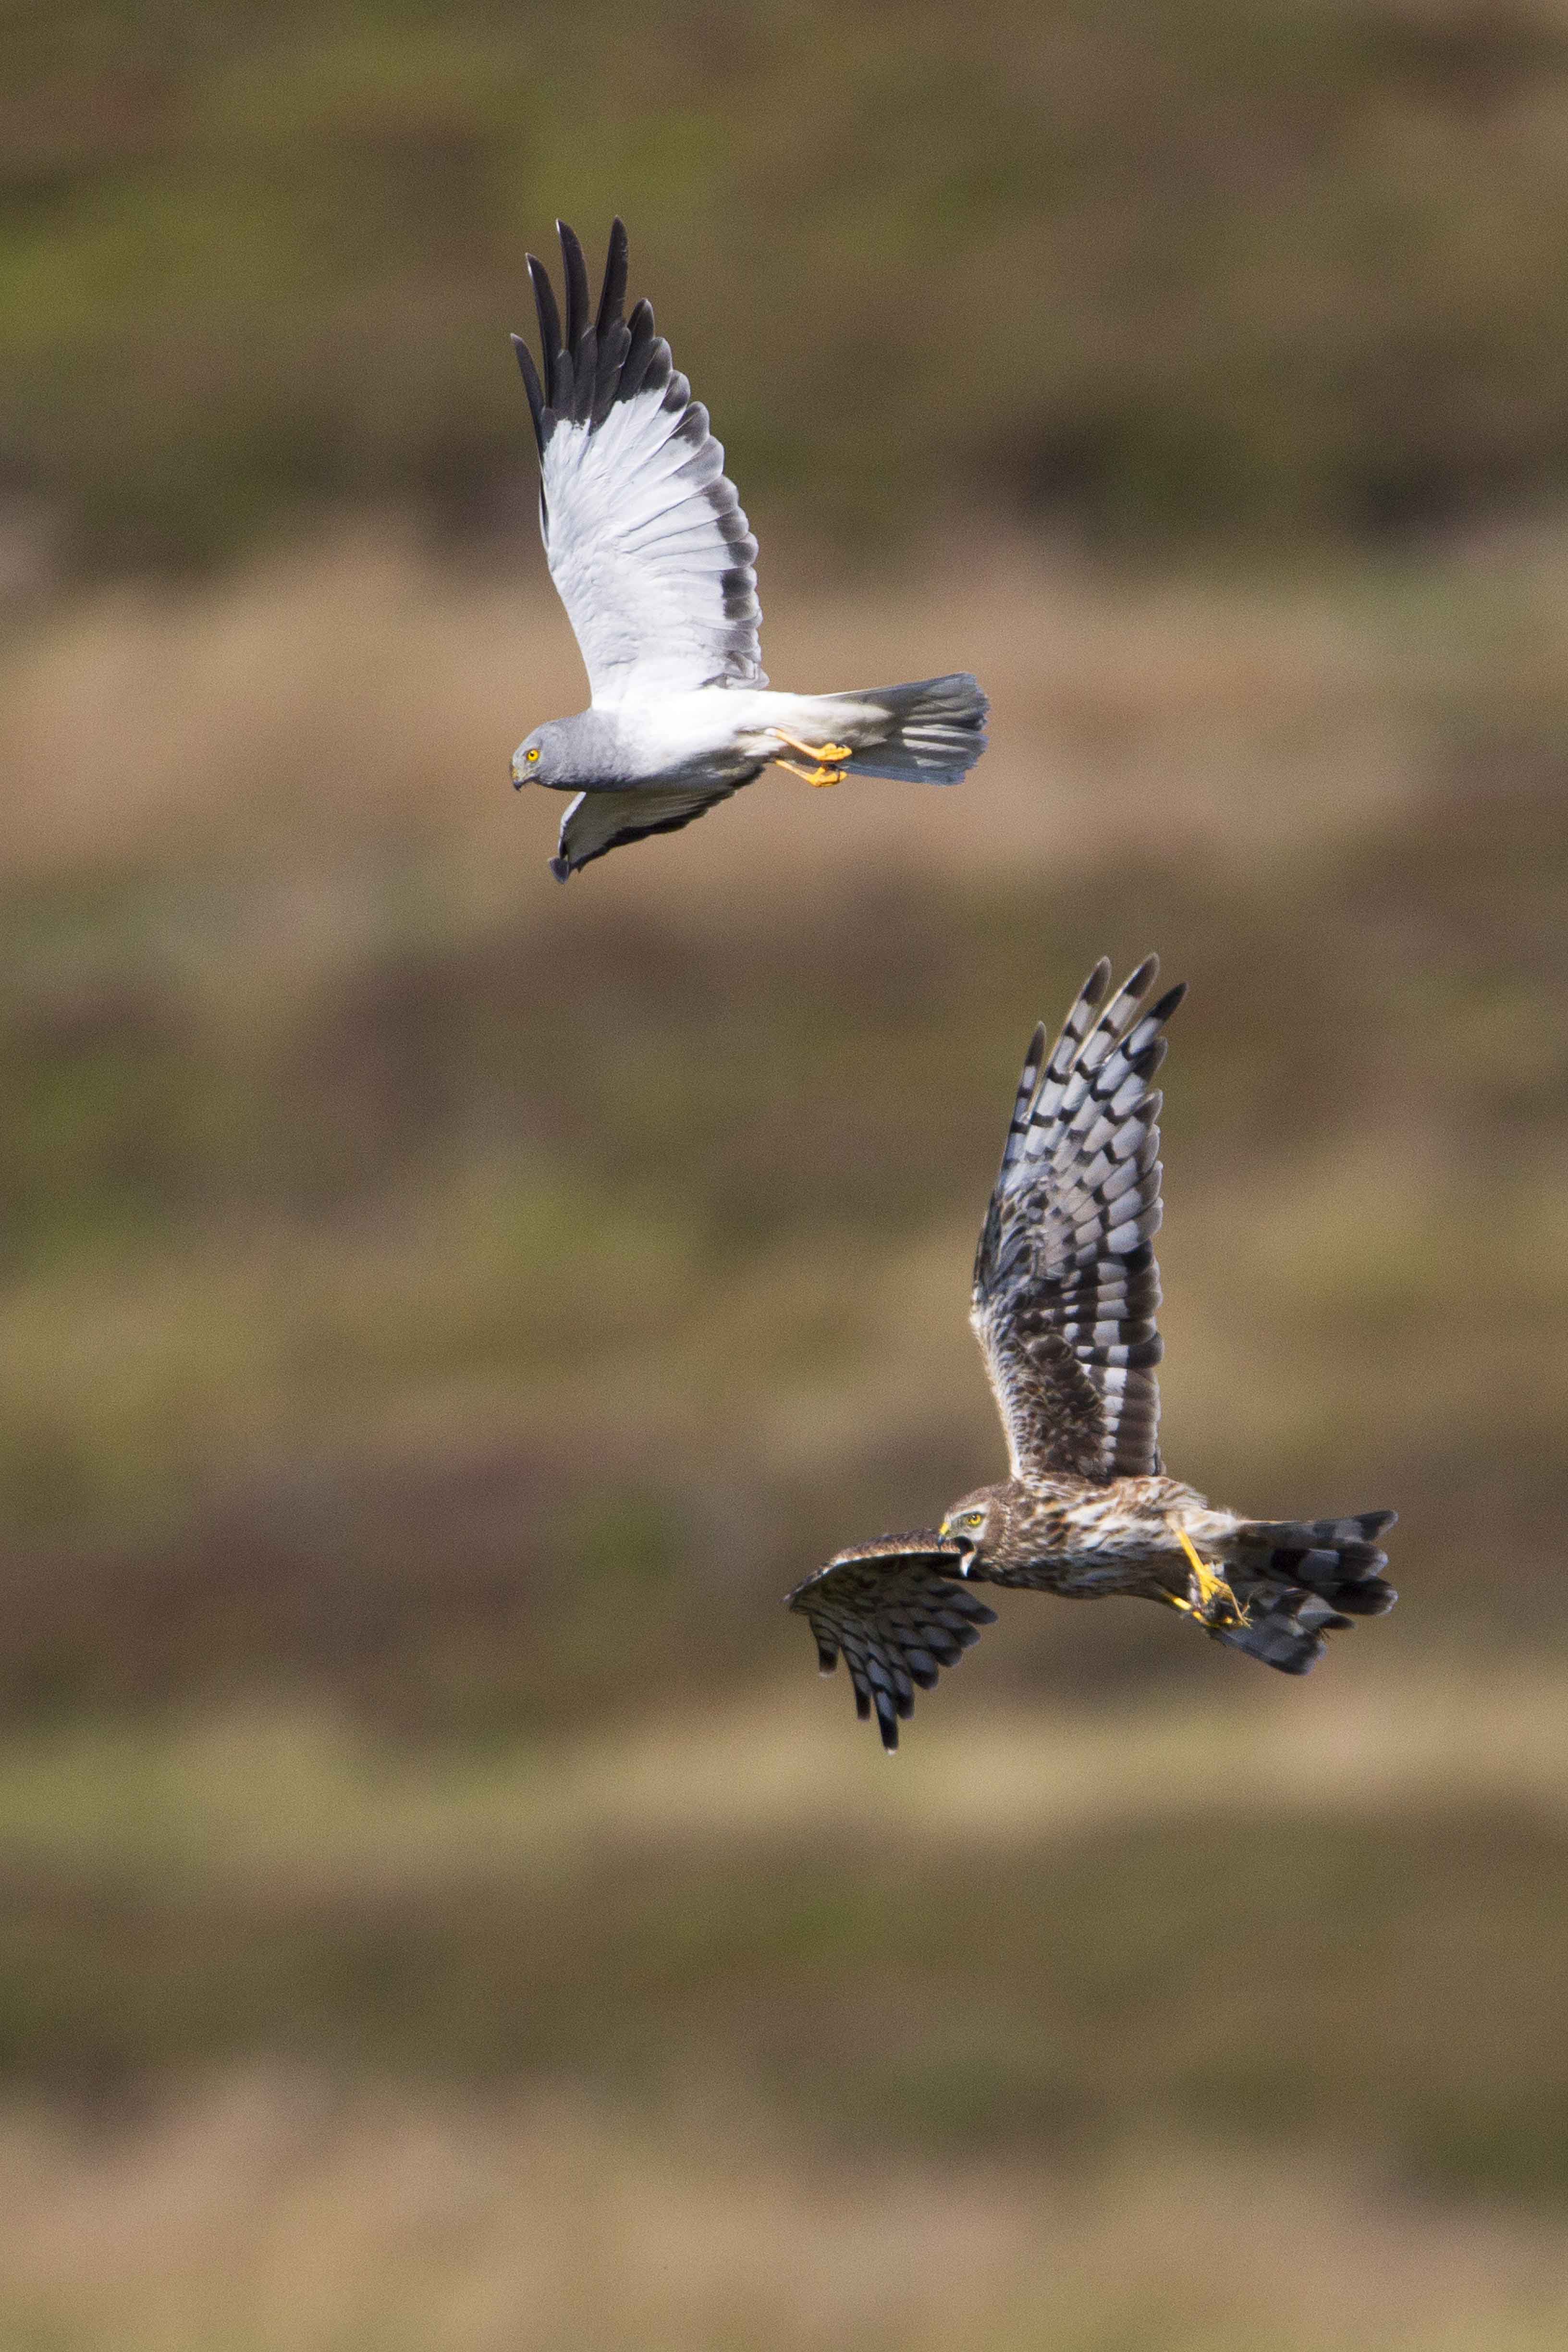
[526,747,540,762]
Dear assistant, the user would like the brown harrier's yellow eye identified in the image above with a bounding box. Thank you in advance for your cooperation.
[527,747,540,762]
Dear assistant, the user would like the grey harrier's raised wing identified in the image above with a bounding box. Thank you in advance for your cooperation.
[512,220,765,706]
[786,1532,997,1753]
[549,778,749,881]
[970,958,1185,1484]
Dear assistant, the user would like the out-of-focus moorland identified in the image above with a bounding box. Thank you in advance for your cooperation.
[15,0,1568,577]
[4,6,1568,2349]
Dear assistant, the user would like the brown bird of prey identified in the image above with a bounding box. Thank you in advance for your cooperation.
[787,957,1397,1750]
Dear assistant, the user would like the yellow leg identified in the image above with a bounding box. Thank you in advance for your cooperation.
[769,729,854,764]
[1174,1527,1248,1628]
[773,757,844,787]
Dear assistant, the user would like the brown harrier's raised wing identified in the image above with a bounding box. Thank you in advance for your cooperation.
[970,958,1185,1484]
[786,1532,997,1753]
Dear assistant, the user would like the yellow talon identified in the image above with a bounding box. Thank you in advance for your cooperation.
[774,758,845,787]
[769,731,853,763]
[1176,1527,1248,1628]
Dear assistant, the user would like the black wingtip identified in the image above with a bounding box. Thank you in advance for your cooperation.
[597,217,630,337]
[557,220,590,349]
[527,251,562,361]
[549,855,572,882]
[510,333,546,444]
[1149,979,1188,1024]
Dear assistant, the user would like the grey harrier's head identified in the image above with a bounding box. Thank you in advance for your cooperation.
[512,719,568,790]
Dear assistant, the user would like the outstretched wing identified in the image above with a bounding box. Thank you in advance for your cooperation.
[786,1531,997,1753]
[970,957,1186,1483]
[550,777,754,881]
[512,219,765,706]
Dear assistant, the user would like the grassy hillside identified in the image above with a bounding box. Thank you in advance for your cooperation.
[12,1,1568,570]
[3,456,1568,2352]
[8,13,1568,2342]
[1,1674,1568,2347]
[3,534,1567,1737]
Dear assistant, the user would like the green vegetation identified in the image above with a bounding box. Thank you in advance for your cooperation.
[2,529,1567,1749]
[6,11,1568,2327]
[0,1672,1565,2346]
[0,1699,1565,2202]
[1,516,1566,2335]
[1,761,1566,1728]
[12,1,1568,568]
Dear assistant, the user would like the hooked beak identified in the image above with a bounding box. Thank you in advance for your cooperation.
[511,760,526,789]
[940,1516,981,1575]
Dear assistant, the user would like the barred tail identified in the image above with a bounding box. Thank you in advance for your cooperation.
[1220,1511,1397,1674]
[830,672,989,785]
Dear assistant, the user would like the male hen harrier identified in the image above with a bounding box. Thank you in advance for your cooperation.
[508,220,988,879]
[788,958,1397,1750]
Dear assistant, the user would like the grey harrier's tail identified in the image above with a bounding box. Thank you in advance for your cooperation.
[829,673,989,785]
[1219,1511,1397,1674]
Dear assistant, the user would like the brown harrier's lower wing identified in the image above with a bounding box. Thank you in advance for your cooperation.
[786,1532,997,1753]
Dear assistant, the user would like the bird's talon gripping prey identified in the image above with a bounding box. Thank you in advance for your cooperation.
[787,956,1398,1752]
[506,220,989,878]
[1176,1527,1248,1629]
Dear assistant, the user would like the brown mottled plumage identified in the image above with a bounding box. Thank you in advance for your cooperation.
[788,958,1397,1751]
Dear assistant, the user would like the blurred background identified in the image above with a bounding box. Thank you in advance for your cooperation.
[3,3,1568,2345]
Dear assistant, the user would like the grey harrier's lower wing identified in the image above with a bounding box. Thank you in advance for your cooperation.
[786,1532,997,1753]
[550,778,753,880]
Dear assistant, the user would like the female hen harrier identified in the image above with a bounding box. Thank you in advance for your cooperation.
[788,958,1397,1750]
[508,220,988,879]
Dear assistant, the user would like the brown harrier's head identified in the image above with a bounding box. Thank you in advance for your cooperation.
[938,1481,1019,1570]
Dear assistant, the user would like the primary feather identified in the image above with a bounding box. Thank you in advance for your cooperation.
[513,219,763,704]
[971,956,1185,1483]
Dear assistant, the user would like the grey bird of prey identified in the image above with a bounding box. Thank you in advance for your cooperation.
[508,220,989,879]
[787,958,1397,1750]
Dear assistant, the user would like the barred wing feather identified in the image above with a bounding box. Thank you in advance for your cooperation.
[970,958,1186,1482]
[512,220,765,705]
[786,1533,997,1753]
